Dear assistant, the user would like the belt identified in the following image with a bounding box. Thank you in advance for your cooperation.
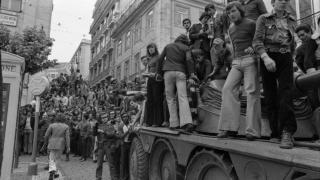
[267,47,291,54]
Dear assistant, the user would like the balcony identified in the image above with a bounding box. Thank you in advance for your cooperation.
[91,40,115,65]
[90,67,112,86]
[117,0,144,26]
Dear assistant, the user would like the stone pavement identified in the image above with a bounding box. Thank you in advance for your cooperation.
[11,155,111,180]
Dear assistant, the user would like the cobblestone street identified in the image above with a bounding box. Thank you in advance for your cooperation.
[12,155,111,180]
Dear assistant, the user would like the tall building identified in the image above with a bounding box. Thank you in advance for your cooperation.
[89,0,225,87]
[69,39,91,80]
[0,0,53,36]
[89,0,120,86]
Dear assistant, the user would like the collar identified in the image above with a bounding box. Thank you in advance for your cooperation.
[243,0,252,5]
[266,10,295,21]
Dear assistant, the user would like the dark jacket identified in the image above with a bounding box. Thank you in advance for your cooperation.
[253,11,297,56]
[303,38,320,71]
[295,41,308,73]
[186,50,212,82]
[157,39,190,75]
[189,23,211,53]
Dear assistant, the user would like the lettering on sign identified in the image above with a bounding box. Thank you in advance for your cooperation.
[1,64,17,73]
[0,13,17,27]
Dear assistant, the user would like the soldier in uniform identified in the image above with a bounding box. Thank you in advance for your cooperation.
[95,109,120,180]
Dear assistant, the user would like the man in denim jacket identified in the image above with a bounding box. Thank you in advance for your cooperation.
[253,0,297,149]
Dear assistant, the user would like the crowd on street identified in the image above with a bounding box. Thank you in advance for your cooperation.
[16,0,320,179]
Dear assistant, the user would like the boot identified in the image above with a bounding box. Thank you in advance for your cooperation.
[279,131,294,149]
[48,172,54,180]
[217,130,230,138]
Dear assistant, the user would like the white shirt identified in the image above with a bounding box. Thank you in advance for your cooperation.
[25,117,32,130]
[61,96,69,106]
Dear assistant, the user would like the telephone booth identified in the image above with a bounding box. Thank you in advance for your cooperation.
[0,51,24,180]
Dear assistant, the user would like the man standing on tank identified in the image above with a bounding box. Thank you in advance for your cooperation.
[253,0,297,149]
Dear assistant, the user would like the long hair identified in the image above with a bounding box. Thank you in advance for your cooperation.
[226,1,245,18]
[146,43,159,57]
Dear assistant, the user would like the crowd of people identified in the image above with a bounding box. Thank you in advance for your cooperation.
[17,0,320,179]
[18,68,146,179]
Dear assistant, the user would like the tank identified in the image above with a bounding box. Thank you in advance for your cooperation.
[196,71,320,138]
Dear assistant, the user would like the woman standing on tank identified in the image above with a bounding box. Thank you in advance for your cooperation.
[144,43,165,127]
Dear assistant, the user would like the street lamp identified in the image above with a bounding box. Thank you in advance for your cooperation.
[27,76,49,177]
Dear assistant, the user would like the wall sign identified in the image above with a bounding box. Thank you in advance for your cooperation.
[1,64,17,73]
[0,13,17,27]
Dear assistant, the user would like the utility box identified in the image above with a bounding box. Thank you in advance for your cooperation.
[0,51,25,180]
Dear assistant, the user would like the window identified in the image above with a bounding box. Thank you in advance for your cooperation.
[117,65,121,80]
[96,43,100,54]
[103,56,107,70]
[134,53,140,75]
[117,39,122,57]
[100,37,105,49]
[174,5,190,27]
[1,0,22,12]
[108,51,112,71]
[124,60,130,79]
[146,10,154,30]
[125,31,131,51]
[134,20,142,43]
[291,0,313,27]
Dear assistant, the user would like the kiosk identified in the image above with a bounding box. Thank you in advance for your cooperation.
[0,51,24,180]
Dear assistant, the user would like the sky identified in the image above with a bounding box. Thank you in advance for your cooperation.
[48,0,95,63]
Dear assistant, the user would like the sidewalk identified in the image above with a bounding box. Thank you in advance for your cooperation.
[11,155,66,180]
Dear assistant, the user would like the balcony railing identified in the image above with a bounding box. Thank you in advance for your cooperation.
[91,39,114,65]
[90,67,112,86]
[117,0,144,27]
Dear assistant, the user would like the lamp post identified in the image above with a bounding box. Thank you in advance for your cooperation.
[27,76,49,176]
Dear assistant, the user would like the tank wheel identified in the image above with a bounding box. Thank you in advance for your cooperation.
[149,139,184,180]
[185,150,238,180]
[129,137,149,180]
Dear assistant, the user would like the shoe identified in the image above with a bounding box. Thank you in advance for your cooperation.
[279,131,294,149]
[48,172,54,180]
[193,119,200,126]
[269,137,280,143]
[93,160,97,163]
[65,157,70,161]
[169,126,179,130]
[181,124,194,133]
[80,158,86,162]
[79,157,84,161]
[217,131,229,138]
[162,121,169,127]
[54,173,59,178]
[245,134,255,141]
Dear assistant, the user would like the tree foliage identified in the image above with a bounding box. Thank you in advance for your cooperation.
[0,25,56,74]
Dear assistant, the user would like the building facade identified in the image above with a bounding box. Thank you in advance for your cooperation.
[0,0,53,36]
[70,39,91,80]
[89,0,120,86]
[89,0,320,86]
[89,0,225,86]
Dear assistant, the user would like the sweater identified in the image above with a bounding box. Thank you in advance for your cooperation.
[229,18,256,58]
[157,42,189,74]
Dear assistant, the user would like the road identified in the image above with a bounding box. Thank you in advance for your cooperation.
[12,154,111,180]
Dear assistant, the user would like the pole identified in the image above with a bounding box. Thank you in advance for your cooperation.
[31,96,40,162]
